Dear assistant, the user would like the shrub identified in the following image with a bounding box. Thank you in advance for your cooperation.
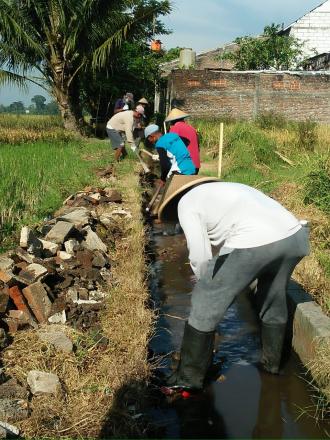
[304,160,330,214]
[296,119,318,151]
[256,111,287,130]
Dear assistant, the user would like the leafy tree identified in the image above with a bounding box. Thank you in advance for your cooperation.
[8,101,25,114]
[81,43,182,120]
[31,94,46,114]
[44,100,60,115]
[221,24,305,70]
[0,0,171,132]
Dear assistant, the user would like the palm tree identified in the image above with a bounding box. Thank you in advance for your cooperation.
[0,0,171,131]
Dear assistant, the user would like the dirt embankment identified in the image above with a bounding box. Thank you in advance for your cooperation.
[0,164,154,438]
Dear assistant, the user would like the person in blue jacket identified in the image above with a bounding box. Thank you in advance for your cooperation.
[145,124,196,184]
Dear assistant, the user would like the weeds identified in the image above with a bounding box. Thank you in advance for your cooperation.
[296,119,318,151]
[256,111,287,130]
[304,160,330,215]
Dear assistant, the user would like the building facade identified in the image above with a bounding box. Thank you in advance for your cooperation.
[281,0,330,58]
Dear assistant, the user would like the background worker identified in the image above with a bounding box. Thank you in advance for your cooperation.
[157,177,309,391]
[166,108,201,174]
[113,92,134,114]
[134,98,149,148]
[144,124,196,184]
[107,105,144,161]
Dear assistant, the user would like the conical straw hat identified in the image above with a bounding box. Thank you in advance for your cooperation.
[157,175,220,221]
[138,97,149,104]
[165,108,190,122]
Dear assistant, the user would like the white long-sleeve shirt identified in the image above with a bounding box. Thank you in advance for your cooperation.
[178,182,302,279]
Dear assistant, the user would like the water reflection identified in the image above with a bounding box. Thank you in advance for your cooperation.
[149,232,327,439]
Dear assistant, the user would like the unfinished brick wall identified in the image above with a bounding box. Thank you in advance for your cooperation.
[167,71,330,123]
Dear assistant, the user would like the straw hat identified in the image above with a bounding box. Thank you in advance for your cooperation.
[165,108,190,123]
[157,175,220,221]
[138,97,149,105]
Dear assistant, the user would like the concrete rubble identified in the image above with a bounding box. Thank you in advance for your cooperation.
[0,181,128,426]
[27,371,60,395]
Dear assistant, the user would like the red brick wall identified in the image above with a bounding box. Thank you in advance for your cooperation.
[167,70,330,122]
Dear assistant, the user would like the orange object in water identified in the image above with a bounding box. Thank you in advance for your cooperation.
[151,39,162,52]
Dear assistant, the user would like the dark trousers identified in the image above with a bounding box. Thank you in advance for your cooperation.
[188,226,310,332]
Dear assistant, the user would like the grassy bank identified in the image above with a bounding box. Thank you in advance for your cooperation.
[0,139,111,250]
[1,152,153,437]
[194,118,330,315]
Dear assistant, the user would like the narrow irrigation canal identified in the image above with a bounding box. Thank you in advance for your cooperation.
[148,226,328,439]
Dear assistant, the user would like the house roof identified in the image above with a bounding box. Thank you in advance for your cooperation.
[281,0,329,32]
[160,42,238,76]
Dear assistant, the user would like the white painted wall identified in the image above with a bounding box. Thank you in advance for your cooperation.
[289,0,330,57]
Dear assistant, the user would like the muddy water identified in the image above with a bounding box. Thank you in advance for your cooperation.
[149,230,328,439]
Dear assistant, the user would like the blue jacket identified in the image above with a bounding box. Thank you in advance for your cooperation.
[156,133,196,181]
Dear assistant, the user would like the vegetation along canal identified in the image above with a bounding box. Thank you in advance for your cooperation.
[148,225,328,439]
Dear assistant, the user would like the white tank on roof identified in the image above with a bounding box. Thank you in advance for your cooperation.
[179,48,196,69]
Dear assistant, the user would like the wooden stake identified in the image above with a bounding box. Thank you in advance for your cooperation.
[218,122,224,179]
[163,121,167,134]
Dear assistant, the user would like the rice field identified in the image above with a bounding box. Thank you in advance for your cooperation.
[0,115,110,249]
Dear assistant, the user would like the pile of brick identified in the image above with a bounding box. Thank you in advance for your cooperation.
[0,185,127,336]
[0,180,136,436]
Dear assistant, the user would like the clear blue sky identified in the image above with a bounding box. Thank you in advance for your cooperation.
[0,0,323,105]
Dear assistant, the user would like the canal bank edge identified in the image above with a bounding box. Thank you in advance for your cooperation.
[287,281,330,401]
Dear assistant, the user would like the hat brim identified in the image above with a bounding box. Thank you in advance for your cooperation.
[165,113,190,123]
[157,175,220,221]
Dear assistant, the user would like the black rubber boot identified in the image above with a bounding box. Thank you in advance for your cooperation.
[260,323,286,374]
[167,322,215,390]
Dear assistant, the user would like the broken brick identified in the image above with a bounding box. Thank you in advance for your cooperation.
[22,282,52,323]
[8,286,35,322]
[18,264,47,285]
[0,270,15,286]
[0,287,9,313]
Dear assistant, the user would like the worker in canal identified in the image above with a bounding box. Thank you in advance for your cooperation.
[144,124,196,185]
[106,105,145,162]
[158,176,310,391]
[166,108,201,174]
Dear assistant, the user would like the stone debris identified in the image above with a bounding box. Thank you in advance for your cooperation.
[57,251,73,261]
[0,379,27,400]
[38,330,73,353]
[0,258,14,272]
[111,209,132,219]
[18,263,47,284]
[27,371,60,395]
[48,311,66,324]
[0,421,20,438]
[82,226,107,252]
[0,399,28,422]
[58,208,90,227]
[0,183,123,369]
[64,239,80,255]
[40,240,59,257]
[45,221,74,244]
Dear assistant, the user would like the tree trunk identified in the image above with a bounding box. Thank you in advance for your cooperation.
[53,73,84,134]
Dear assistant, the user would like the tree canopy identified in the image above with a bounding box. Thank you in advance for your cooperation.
[221,24,305,70]
[0,0,171,131]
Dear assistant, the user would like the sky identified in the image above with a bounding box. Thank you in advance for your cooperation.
[0,0,323,105]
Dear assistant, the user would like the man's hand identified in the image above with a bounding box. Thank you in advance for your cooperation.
[156,179,165,187]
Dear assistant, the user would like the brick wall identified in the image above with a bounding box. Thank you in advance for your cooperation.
[167,70,330,123]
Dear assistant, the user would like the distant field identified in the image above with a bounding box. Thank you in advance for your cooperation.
[195,116,330,314]
[0,115,110,249]
[0,114,75,144]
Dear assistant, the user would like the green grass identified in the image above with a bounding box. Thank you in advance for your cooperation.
[0,139,110,250]
[194,118,330,316]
